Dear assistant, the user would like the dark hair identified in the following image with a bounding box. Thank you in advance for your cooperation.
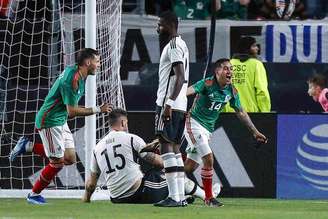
[236,36,256,54]
[307,73,327,88]
[159,11,178,29]
[76,48,99,66]
[108,108,128,126]
[213,58,230,71]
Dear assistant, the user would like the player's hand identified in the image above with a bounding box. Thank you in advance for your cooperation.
[163,105,172,123]
[253,131,268,148]
[100,103,113,113]
[140,139,160,153]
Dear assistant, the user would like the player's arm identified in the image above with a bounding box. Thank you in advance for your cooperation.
[164,63,185,118]
[140,152,164,169]
[186,86,196,96]
[82,171,100,203]
[170,63,185,101]
[67,103,112,118]
[132,136,164,168]
[163,44,185,120]
[82,150,101,202]
[234,107,268,144]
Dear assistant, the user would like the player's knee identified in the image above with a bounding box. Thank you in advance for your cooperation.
[49,158,65,169]
[64,157,76,165]
[184,159,198,173]
[202,153,213,168]
[64,149,76,165]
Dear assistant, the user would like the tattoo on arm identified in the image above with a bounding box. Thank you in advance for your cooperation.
[141,152,163,168]
[236,110,257,134]
[143,152,156,164]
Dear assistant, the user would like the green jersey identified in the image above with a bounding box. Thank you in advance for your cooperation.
[190,76,242,132]
[35,65,85,129]
[174,0,211,20]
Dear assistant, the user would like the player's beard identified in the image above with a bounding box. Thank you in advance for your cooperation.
[159,31,171,48]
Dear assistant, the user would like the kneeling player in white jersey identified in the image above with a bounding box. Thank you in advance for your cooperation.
[184,59,268,207]
[83,109,208,204]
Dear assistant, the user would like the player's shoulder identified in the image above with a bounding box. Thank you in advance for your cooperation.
[170,36,186,49]
[129,133,145,144]
[61,65,78,84]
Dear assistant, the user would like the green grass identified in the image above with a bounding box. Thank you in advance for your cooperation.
[1,198,328,219]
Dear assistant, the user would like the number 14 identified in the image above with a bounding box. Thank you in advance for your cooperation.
[209,102,222,111]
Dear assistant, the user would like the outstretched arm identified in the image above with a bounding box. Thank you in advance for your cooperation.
[235,108,268,143]
[186,86,196,96]
[82,171,100,203]
[67,103,112,118]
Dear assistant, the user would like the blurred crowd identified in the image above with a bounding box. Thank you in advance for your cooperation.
[131,0,328,20]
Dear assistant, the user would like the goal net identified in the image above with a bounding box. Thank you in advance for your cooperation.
[0,0,124,198]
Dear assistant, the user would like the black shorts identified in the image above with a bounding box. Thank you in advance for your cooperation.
[111,169,168,204]
[155,105,186,144]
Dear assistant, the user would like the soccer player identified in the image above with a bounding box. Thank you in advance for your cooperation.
[154,11,189,207]
[307,73,328,112]
[9,48,112,204]
[83,109,210,204]
[184,58,268,207]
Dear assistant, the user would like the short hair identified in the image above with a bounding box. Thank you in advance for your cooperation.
[108,108,128,127]
[307,73,327,88]
[213,58,230,71]
[159,11,178,29]
[76,48,99,66]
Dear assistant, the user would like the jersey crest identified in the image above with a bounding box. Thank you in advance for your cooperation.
[205,78,214,86]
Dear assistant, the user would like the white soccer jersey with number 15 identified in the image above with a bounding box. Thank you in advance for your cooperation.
[90,130,146,198]
[156,36,189,111]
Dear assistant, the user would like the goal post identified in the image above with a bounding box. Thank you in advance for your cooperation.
[0,0,124,198]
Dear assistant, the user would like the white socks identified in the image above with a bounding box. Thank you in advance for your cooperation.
[162,153,179,202]
[184,177,205,200]
[176,153,185,201]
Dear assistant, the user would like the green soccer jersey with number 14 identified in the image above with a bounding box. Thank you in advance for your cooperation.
[35,65,85,129]
[190,76,242,132]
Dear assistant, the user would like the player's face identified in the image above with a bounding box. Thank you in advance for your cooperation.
[157,18,169,36]
[216,61,233,86]
[308,83,320,102]
[249,43,259,56]
[87,55,101,75]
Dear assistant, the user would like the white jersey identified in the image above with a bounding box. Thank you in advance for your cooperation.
[90,130,147,198]
[156,36,189,111]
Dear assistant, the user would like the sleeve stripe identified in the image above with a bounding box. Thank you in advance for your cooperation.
[170,37,176,49]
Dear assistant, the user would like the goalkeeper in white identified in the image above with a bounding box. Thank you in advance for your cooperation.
[82,109,215,204]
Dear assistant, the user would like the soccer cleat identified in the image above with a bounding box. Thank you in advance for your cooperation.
[180,199,188,207]
[204,198,224,207]
[185,196,195,204]
[27,193,47,205]
[153,197,181,207]
[9,136,30,162]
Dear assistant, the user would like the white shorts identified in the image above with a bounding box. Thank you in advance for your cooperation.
[38,123,75,158]
[184,117,212,164]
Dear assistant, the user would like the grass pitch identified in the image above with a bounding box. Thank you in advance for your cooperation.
[1,198,327,219]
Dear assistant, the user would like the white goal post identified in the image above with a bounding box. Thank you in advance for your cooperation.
[0,0,124,198]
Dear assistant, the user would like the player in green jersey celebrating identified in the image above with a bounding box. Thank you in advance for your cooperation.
[184,58,267,207]
[9,48,112,204]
